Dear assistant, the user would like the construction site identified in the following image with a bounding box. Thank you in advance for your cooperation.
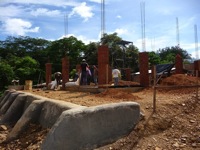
[0,45,200,149]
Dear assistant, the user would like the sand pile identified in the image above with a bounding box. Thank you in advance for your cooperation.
[160,74,199,86]
[96,88,140,100]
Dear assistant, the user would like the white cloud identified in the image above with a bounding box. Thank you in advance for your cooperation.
[89,0,101,3]
[2,18,39,36]
[59,33,98,45]
[76,35,98,44]
[116,15,121,19]
[69,2,94,22]
[31,8,61,17]
[115,28,128,35]
[0,5,24,18]
[2,0,79,7]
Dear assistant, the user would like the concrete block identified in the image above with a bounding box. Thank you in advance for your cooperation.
[41,102,140,150]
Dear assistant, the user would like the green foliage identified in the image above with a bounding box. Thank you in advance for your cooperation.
[14,56,39,84]
[148,51,161,66]
[84,42,98,65]
[0,61,14,90]
[158,46,191,62]
[148,46,192,66]
[0,34,193,92]
[125,45,139,72]
[47,36,86,71]
[69,69,77,79]
[100,32,139,71]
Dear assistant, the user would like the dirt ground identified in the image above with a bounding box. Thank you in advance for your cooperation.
[0,74,200,149]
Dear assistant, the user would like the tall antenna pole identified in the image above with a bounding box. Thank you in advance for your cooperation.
[194,24,199,59]
[101,0,105,39]
[64,14,68,37]
[140,1,146,52]
[176,17,180,47]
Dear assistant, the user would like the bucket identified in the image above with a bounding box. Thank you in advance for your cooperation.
[24,80,33,90]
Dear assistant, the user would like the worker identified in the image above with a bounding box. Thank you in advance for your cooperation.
[80,59,89,85]
[54,72,62,88]
[112,67,121,86]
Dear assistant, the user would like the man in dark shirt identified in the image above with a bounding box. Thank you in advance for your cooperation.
[80,59,89,85]
[54,72,62,88]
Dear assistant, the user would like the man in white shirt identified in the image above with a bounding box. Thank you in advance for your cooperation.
[112,67,121,86]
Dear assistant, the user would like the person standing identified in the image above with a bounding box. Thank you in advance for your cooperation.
[92,65,98,85]
[112,67,121,86]
[80,59,89,85]
[54,72,62,88]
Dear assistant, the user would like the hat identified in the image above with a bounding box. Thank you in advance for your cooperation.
[82,59,86,62]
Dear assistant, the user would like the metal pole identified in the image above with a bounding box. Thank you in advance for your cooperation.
[196,70,199,99]
[153,65,156,113]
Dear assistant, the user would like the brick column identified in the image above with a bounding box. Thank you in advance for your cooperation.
[98,45,110,85]
[62,56,69,89]
[194,60,200,76]
[139,52,149,87]
[45,63,52,88]
[175,54,183,74]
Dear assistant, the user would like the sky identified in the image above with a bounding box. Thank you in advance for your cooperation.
[0,0,199,58]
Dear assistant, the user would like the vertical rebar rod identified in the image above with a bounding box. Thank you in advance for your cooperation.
[194,24,199,59]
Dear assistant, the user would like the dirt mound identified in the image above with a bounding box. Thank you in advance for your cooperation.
[96,89,140,100]
[160,74,199,86]
[109,80,140,86]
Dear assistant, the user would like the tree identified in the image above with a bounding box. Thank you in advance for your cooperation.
[0,61,14,90]
[84,42,98,66]
[158,46,191,64]
[100,32,140,70]
[148,51,161,66]
[125,44,139,72]
[9,56,39,84]
[46,36,86,72]
[0,36,51,82]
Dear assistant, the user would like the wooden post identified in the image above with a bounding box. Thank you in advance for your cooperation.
[196,70,199,99]
[106,64,108,84]
[153,65,157,113]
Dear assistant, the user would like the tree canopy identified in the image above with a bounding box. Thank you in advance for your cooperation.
[148,46,191,66]
[0,34,193,91]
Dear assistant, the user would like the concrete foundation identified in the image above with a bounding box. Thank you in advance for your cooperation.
[0,90,141,149]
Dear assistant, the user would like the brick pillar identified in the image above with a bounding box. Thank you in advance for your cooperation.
[175,54,183,74]
[62,56,69,89]
[139,52,149,87]
[45,63,52,88]
[125,68,131,81]
[98,45,110,85]
[194,60,200,76]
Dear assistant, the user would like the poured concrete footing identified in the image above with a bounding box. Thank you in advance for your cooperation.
[41,102,140,150]
[0,89,141,149]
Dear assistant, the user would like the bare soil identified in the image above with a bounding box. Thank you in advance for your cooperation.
[0,74,200,149]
